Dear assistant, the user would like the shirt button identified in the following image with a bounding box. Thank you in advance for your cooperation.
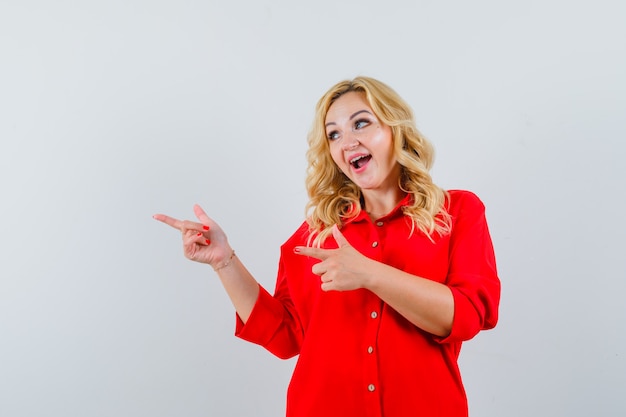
[372,241,378,248]
[368,384,376,392]
[376,221,383,227]
[370,311,378,319]
[367,346,374,354]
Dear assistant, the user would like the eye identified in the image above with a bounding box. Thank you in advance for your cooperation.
[327,130,340,141]
[354,119,371,130]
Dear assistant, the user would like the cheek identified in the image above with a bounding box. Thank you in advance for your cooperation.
[329,144,345,168]
[373,131,395,160]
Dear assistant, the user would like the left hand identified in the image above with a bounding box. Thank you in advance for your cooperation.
[294,225,374,292]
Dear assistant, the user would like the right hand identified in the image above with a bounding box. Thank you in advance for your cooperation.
[153,204,232,268]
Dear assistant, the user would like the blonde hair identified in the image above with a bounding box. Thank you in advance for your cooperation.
[305,76,451,246]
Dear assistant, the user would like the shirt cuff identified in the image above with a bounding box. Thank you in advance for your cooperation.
[234,285,286,346]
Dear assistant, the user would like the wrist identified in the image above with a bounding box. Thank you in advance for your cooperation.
[361,261,384,291]
[213,249,236,272]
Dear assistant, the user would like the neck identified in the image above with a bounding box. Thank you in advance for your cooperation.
[362,188,406,219]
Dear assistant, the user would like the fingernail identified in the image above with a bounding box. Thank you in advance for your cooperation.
[203,225,210,230]
[293,247,301,253]
[206,239,211,245]
[197,232,202,237]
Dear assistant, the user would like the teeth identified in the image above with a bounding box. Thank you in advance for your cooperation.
[350,155,368,164]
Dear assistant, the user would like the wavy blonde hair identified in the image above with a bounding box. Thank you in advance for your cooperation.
[305,76,451,246]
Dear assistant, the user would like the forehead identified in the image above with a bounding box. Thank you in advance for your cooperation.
[325,91,372,123]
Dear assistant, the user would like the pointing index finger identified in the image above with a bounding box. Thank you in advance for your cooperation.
[153,213,184,230]
[294,246,330,260]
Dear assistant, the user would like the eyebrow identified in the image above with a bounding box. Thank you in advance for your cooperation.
[325,109,373,128]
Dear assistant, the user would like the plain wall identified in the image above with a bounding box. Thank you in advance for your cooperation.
[1,1,625,416]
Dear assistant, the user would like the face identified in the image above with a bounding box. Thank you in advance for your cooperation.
[325,92,400,193]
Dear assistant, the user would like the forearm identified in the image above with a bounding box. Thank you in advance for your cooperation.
[215,254,260,324]
[364,262,454,337]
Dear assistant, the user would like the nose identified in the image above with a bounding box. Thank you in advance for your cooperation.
[342,137,360,151]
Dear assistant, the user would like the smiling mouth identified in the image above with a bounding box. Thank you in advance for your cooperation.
[350,155,372,169]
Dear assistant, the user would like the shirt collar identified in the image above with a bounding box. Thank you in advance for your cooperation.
[344,193,411,225]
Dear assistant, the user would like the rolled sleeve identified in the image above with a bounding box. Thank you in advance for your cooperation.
[435,191,501,344]
[235,262,304,359]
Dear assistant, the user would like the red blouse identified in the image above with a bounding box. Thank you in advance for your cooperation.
[236,190,500,417]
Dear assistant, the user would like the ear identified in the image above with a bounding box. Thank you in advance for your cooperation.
[331,224,350,248]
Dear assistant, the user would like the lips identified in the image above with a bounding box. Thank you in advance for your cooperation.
[349,154,372,170]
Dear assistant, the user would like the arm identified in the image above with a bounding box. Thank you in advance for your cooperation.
[295,225,453,337]
[364,261,454,337]
[214,254,260,323]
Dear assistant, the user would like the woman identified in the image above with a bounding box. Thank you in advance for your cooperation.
[154,76,500,417]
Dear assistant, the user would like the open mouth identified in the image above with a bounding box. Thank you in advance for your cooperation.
[350,154,372,170]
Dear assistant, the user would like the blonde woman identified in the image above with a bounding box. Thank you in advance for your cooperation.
[154,76,500,417]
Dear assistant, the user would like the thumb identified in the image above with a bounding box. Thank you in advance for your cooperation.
[193,204,214,226]
[331,224,350,248]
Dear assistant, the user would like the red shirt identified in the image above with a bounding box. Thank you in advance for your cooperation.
[236,190,500,417]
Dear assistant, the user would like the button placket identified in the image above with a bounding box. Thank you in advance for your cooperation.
[361,220,383,415]
[365,306,380,397]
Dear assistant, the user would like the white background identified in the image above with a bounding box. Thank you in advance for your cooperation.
[1,1,625,416]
